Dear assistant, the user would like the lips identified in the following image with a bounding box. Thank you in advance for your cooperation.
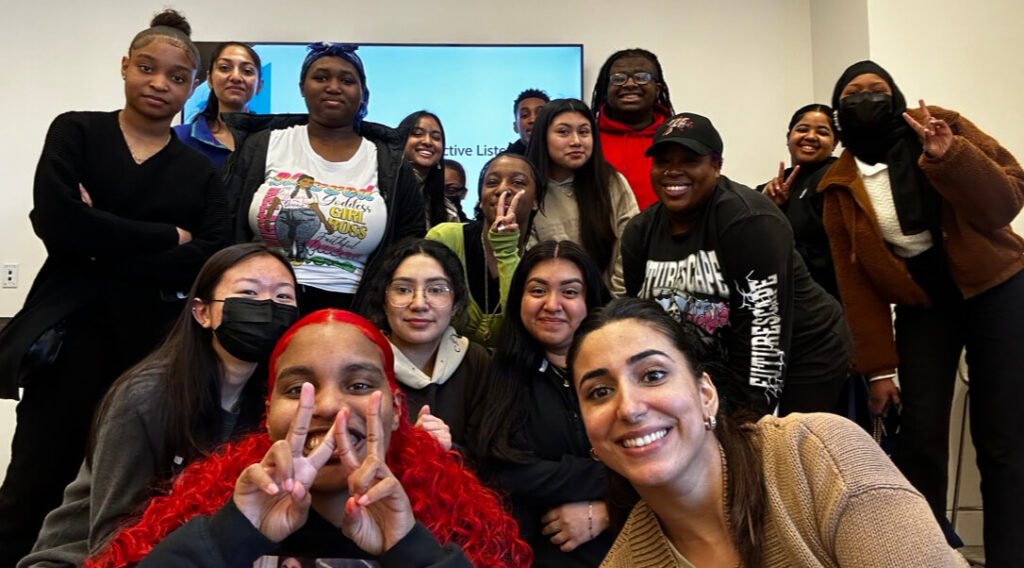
[618,427,669,448]
[403,318,435,329]
[142,95,168,106]
[303,428,363,455]
[660,183,692,198]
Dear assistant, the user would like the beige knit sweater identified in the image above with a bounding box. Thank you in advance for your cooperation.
[600,413,968,567]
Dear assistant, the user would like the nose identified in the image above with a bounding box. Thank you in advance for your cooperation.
[569,132,582,146]
[407,288,429,310]
[542,291,561,313]
[313,383,347,422]
[615,382,647,423]
[148,73,170,92]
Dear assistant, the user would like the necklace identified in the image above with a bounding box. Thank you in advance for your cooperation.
[479,229,502,341]
[119,112,171,164]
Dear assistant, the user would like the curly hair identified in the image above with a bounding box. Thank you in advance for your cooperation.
[86,310,531,568]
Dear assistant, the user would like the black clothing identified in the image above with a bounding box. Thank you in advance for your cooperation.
[462,220,502,313]
[504,139,527,155]
[622,176,851,414]
[138,498,470,568]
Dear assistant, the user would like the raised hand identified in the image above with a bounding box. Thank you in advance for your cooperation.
[763,162,801,206]
[338,391,415,555]
[233,383,339,542]
[415,405,452,451]
[541,501,608,552]
[903,99,953,159]
[490,189,524,235]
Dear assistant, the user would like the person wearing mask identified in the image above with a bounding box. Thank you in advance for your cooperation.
[0,11,227,563]
[591,48,674,210]
[819,60,1024,563]
[505,88,549,155]
[442,159,470,222]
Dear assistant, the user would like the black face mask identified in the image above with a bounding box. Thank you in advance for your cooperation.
[214,298,299,362]
[837,92,894,163]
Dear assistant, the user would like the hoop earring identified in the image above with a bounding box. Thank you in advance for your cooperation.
[704,415,717,431]
[589,448,601,461]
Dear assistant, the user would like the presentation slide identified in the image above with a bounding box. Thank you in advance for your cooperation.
[184,43,583,213]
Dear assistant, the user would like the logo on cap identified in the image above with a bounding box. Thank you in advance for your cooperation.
[663,116,695,136]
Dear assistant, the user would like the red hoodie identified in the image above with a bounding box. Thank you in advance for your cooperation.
[597,104,671,210]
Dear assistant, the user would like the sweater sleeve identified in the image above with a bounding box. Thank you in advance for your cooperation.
[389,159,427,241]
[488,229,522,316]
[915,108,1024,231]
[608,172,640,297]
[29,113,179,258]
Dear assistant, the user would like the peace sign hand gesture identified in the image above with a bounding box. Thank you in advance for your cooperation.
[763,161,801,206]
[491,190,525,235]
[233,383,340,542]
[903,99,953,159]
[337,391,415,556]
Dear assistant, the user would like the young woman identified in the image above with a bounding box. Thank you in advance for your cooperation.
[224,42,424,314]
[759,103,840,297]
[0,11,228,563]
[84,310,531,568]
[590,49,675,209]
[819,60,1024,563]
[568,298,967,568]
[621,112,851,416]
[526,99,639,297]
[399,111,458,227]
[427,153,542,347]
[173,42,263,168]
[357,239,490,450]
[442,158,469,222]
[471,241,613,567]
[21,243,298,568]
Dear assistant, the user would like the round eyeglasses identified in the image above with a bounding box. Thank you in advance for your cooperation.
[609,71,654,86]
[386,282,453,308]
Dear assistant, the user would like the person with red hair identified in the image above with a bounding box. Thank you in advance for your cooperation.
[85,310,531,568]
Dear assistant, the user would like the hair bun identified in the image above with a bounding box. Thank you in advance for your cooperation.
[150,8,191,37]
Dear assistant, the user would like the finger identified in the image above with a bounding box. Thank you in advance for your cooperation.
[784,164,801,188]
[891,389,902,407]
[560,538,580,552]
[918,99,932,124]
[349,455,390,498]
[365,390,385,459]
[265,440,295,492]
[777,161,785,181]
[506,190,524,222]
[307,408,341,471]
[286,383,315,457]
[902,111,925,135]
[495,190,509,220]
[334,407,362,472]
[417,404,431,420]
[242,462,281,495]
[540,509,559,525]
[355,475,404,507]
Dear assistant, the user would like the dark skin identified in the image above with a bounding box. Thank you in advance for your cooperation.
[300,56,364,162]
[604,56,662,131]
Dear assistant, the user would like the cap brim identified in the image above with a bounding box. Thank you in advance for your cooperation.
[645,138,714,158]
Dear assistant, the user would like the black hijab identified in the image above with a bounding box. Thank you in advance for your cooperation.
[831,60,941,237]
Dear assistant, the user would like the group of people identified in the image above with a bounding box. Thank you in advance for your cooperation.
[0,7,1021,568]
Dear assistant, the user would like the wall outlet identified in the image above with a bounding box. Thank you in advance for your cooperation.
[3,264,17,288]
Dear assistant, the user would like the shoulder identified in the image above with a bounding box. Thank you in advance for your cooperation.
[602,500,676,567]
[102,366,167,420]
[44,110,115,140]
[426,222,465,244]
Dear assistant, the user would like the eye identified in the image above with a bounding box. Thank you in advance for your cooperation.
[275,292,297,303]
[171,74,188,84]
[640,368,667,384]
[528,286,547,297]
[138,64,153,73]
[241,67,257,76]
[235,288,258,296]
[579,128,592,137]
[282,382,304,397]
[585,384,613,401]
[426,284,451,295]
[562,287,581,298]
[430,132,443,142]
[218,64,231,72]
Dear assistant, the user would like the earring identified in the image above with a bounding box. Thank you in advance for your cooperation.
[704,416,717,431]
[589,448,600,461]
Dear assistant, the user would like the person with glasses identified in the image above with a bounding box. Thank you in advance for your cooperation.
[443,159,470,222]
[591,48,675,210]
[357,239,491,452]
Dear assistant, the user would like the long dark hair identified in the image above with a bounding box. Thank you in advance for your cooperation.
[356,238,468,334]
[567,298,765,568]
[194,41,262,124]
[471,241,611,463]
[88,243,296,470]
[590,48,674,120]
[526,99,618,272]
[399,111,448,227]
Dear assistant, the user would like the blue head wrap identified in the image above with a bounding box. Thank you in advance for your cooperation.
[300,42,369,129]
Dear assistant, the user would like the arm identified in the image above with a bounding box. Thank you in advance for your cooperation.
[608,173,640,297]
[496,453,607,509]
[389,160,427,241]
[488,229,521,315]
[29,113,180,258]
[136,499,272,568]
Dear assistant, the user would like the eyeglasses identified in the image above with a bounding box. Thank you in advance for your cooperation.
[386,282,453,308]
[609,71,654,86]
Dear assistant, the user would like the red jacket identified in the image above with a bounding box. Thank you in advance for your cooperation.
[598,104,671,210]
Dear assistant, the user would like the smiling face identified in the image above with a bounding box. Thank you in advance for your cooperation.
[650,144,721,234]
[787,110,835,166]
[300,56,363,129]
[520,258,588,360]
[267,322,400,492]
[479,155,538,226]
[605,55,661,119]
[514,97,547,145]
[208,44,261,113]
[574,318,719,489]
[384,254,455,352]
[121,38,198,121]
[404,116,444,175]
[546,111,594,181]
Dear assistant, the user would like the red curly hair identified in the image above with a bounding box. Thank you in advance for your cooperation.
[86,309,531,567]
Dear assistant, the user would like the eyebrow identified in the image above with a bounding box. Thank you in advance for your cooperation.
[391,276,450,284]
[577,349,670,386]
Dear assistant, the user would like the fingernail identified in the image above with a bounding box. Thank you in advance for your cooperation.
[266,483,280,494]
[358,494,370,506]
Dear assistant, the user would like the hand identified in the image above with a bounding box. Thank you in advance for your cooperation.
[490,190,524,234]
[78,183,93,207]
[763,162,800,206]
[176,227,193,245]
[869,377,901,416]
[903,99,953,159]
[415,405,452,451]
[540,501,608,552]
[338,391,415,556]
[233,383,339,542]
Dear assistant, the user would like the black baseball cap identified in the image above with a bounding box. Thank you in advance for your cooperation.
[645,112,724,157]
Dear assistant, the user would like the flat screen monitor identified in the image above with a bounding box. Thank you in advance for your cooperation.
[183,43,584,214]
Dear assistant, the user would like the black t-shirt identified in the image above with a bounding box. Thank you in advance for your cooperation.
[622,176,850,413]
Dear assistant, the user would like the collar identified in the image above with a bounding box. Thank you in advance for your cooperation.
[389,327,468,389]
[188,118,229,150]
[854,156,889,177]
